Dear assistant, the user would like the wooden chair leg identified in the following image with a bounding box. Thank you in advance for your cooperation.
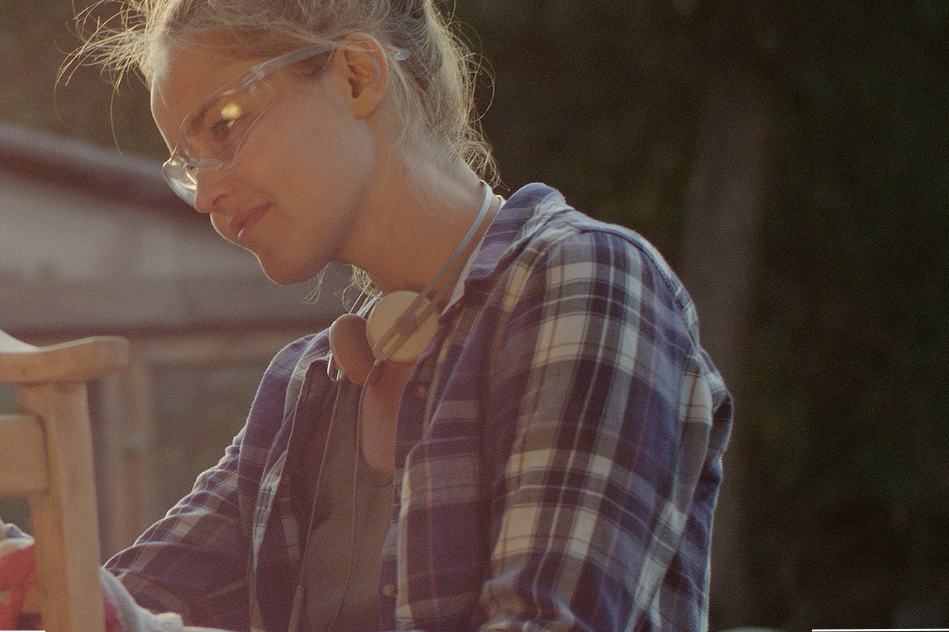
[20,381,106,632]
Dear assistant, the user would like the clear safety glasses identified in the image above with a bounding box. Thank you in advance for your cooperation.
[161,43,335,206]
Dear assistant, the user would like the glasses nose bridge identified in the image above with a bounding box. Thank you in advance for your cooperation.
[163,141,230,200]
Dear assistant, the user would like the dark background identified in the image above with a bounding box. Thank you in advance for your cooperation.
[2,1,947,629]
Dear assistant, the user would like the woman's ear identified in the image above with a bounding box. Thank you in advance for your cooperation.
[329,34,389,119]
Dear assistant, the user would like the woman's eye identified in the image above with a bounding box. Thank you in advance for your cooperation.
[210,118,235,139]
[209,102,243,139]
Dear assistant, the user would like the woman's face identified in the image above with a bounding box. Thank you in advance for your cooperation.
[150,41,380,285]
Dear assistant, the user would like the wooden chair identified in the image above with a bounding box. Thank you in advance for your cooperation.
[0,330,129,632]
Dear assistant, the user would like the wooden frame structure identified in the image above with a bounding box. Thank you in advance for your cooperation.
[0,330,128,632]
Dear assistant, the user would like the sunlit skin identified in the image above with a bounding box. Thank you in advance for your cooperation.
[149,35,489,294]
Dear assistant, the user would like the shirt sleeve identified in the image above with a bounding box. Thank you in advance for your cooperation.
[478,227,729,632]
[103,335,320,632]
[99,566,232,632]
[105,429,252,631]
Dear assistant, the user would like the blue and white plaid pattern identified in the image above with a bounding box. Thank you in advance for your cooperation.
[107,184,731,632]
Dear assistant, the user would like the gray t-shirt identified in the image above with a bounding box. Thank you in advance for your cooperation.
[301,382,394,632]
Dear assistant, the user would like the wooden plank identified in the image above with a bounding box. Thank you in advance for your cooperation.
[0,333,129,384]
[0,413,47,496]
[20,381,105,632]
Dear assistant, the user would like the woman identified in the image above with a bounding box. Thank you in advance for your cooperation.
[62,1,732,631]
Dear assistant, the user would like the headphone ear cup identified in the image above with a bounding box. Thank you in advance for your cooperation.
[367,290,440,363]
[329,313,374,385]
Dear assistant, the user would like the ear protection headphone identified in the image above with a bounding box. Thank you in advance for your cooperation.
[328,182,497,385]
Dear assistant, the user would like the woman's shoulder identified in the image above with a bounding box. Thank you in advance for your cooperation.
[485,184,666,266]
[471,183,703,341]
[508,184,668,262]
[489,185,690,297]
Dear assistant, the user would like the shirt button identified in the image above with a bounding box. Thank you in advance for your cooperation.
[381,583,398,599]
[413,383,429,399]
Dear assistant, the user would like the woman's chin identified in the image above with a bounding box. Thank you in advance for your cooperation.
[256,256,323,286]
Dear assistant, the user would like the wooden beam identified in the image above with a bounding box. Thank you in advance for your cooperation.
[0,413,47,496]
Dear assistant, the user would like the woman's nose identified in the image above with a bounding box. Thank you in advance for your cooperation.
[192,169,232,214]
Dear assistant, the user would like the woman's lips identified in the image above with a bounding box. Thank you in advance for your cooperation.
[231,203,270,244]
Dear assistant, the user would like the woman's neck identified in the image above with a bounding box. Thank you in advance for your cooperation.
[350,155,491,295]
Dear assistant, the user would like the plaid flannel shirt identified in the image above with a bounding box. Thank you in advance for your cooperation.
[106,183,732,632]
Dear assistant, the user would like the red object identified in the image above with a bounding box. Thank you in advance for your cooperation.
[0,534,37,630]
[1,526,124,631]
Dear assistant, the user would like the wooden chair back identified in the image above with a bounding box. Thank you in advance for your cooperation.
[0,330,129,632]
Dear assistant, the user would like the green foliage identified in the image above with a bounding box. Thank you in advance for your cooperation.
[748,1,949,628]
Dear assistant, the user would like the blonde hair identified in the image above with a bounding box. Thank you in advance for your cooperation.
[74,0,496,179]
